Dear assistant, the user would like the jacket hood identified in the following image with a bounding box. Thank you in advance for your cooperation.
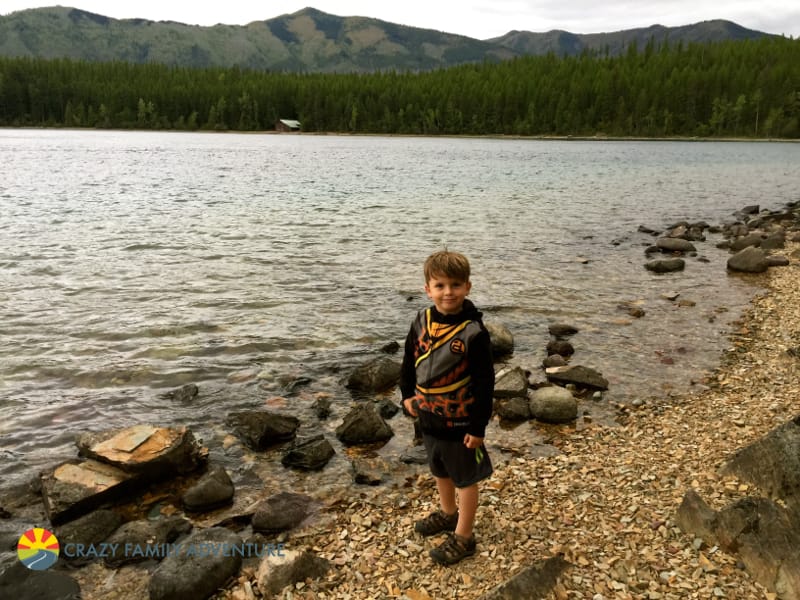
[430,299,483,324]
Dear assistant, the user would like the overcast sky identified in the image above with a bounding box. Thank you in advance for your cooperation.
[2,1,799,39]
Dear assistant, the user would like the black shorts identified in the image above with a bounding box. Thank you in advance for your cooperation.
[422,434,493,488]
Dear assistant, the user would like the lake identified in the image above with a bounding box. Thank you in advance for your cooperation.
[1,130,798,489]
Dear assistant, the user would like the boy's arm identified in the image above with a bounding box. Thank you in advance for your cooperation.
[467,328,494,438]
[399,325,418,416]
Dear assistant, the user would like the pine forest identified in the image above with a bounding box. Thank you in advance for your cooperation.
[1,36,798,138]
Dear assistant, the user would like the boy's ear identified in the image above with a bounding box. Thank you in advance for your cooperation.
[466,281,472,294]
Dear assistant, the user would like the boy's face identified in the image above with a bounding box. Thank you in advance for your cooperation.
[425,275,471,315]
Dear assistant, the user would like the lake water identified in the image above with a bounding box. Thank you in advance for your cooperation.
[1,130,799,490]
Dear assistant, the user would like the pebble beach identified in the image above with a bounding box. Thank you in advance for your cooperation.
[195,246,799,600]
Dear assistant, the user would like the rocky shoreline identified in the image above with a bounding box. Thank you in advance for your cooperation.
[1,204,799,599]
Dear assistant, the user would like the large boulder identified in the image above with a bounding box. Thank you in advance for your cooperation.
[727,246,769,273]
[529,387,578,423]
[148,527,243,600]
[335,404,394,445]
[720,416,800,509]
[225,411,300,450]
[346,357,401,392]
[676,491,800,598]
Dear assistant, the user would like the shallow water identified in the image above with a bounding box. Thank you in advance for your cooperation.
[1,130,798,489]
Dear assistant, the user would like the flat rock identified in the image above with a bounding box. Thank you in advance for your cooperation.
[76,425,206,477]
[40,459,141,525]
[545,365,608,390]
[656,237,696,253]
[548,323,579,338]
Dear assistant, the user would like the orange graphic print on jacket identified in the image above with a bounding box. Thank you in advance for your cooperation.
[413,311,478,422]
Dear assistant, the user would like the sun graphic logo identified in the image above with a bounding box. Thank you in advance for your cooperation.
[17,527,60,570]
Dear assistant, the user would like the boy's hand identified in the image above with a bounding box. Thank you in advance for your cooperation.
[463,434,483,449]
[403,397,418,417]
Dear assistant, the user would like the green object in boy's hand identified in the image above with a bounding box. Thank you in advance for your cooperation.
[475,447,484,464]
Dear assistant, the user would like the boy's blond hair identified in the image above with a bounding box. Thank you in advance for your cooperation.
[423,250,471,283]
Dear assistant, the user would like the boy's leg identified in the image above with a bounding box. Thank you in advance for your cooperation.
[430,482,479,565]
[454,483,478,538]
[415,476,459,535]
[435,476,457,515]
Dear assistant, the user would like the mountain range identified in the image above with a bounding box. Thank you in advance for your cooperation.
[0,6,775,72]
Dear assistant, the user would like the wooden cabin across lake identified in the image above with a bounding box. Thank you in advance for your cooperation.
[275,119,301,132]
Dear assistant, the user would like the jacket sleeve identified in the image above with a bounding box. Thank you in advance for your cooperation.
[467,328,494,438]
[399,324,418,413]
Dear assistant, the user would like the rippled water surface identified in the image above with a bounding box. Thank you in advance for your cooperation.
[2,130,799,487]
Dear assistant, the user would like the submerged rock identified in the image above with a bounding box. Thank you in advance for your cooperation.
[281,434,335,471]
[645,258,686,273]
[226,411,300,450]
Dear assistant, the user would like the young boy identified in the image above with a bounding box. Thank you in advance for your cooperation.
[400,250,495,566]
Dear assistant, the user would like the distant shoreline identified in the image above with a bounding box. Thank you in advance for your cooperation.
[2,126,799,143]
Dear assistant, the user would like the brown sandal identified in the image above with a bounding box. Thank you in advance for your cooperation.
[430,532,476,565]
[414,509,458,536]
